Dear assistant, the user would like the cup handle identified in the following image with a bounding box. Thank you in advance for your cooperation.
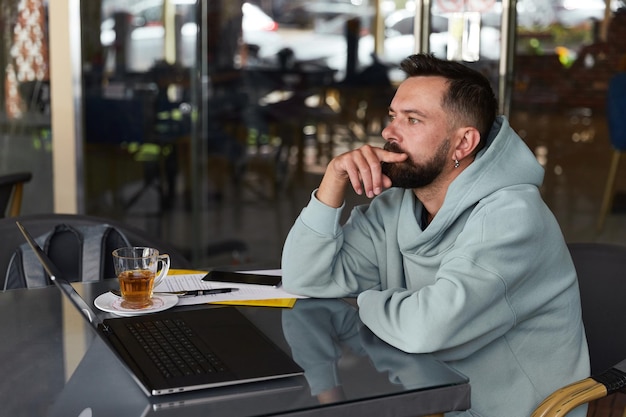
[154,254,171,287]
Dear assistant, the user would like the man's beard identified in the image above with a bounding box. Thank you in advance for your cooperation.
[381,139,451,189]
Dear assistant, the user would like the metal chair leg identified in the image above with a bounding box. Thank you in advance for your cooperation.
[597,150,622,232]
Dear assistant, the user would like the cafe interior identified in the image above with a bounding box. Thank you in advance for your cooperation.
[0,0,625,270]
[3,0,626,415]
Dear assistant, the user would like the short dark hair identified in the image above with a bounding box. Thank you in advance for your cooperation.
[400,54,498,153]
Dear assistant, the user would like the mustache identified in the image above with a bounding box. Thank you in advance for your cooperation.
[383,142,405,154]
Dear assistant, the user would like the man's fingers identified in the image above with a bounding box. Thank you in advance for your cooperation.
[331,145,408,198]
[352,146,396,198]
[374,147,409,163]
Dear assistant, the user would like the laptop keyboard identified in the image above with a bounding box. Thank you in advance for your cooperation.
[127,318,227,379]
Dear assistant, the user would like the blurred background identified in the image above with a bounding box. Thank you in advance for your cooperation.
[1,0,626,269]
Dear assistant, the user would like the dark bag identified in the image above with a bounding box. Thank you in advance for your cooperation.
[4,223,131,290]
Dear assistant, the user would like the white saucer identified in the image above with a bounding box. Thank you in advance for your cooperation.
[94,292,178,317]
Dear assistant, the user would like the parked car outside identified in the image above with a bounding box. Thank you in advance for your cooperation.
[100,1,282,72]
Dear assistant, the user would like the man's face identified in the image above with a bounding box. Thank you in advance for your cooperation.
[381,76,455,189]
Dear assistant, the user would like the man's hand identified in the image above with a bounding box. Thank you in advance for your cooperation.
[316,145,408,208]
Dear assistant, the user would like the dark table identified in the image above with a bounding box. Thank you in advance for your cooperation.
[0,280,470,417]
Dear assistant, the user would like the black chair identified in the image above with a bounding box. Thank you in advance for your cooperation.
[0,213,191,290]
[531,242,626,416]
[0,172,32,218]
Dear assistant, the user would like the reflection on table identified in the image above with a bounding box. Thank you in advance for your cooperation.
[1,280,470,417]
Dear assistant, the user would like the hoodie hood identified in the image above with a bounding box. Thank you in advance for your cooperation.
[444,115,544,218]
[395,115,544,251]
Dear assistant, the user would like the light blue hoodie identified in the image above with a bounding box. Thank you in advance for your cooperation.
[281,116,590,416]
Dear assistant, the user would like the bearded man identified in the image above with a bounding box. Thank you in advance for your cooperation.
[281,53,589,416]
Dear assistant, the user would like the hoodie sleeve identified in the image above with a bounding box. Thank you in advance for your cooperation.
[356,258,514,358]
[281,190,391,297]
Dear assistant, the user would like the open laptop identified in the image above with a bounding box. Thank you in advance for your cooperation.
[16,221,303,397]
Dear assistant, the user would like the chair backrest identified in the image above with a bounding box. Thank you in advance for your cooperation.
[0,172,32,218]
[607,72,626,151]
[568,242,626,374]
[0,213,191,290]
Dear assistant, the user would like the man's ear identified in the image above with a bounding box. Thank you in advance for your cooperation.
[454,127,481,160]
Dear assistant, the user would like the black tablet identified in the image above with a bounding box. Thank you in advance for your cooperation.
[202,270,282,287]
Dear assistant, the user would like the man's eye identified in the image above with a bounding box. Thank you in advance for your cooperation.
[409,118,419,124]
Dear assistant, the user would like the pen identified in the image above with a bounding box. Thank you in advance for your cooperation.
[182,288,239,297]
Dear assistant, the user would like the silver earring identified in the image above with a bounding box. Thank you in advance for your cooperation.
[454,159,460,168]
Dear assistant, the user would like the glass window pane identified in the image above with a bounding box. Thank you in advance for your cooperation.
[0,0,53,215]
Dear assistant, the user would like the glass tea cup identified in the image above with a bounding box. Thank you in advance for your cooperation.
[112,247,170,309]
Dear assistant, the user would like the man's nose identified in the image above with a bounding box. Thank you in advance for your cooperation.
[381,122,395,142]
